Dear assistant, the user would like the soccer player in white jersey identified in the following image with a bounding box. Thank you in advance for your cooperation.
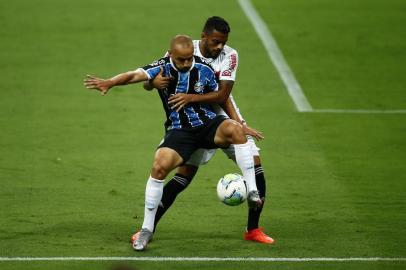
[136,16,274,244]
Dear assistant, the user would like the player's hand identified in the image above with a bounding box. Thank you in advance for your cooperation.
[168,93,194,112]
[151,67,173,89]
[243,124,264,140]
[84,75,112,96]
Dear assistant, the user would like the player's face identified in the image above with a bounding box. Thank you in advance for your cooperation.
[170,47,194,72]
[201,30,228,59]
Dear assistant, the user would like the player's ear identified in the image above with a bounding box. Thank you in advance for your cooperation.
[168,49,172,56]
[201,32,206,39]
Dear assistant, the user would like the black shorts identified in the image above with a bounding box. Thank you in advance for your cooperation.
[158,115,227,163]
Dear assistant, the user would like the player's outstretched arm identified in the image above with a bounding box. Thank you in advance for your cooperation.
[84,69,149,95]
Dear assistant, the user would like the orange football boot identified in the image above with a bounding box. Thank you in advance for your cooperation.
[244,227,274,244]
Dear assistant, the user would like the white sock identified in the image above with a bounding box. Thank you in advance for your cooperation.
[234,142,257,193]
[141,176,164,232]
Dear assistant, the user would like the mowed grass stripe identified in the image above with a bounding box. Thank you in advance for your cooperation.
[1,257,406,262]
[238,0,312,112]
[241,0,406,113]
[312,109,406,114]
[251,0,406,110]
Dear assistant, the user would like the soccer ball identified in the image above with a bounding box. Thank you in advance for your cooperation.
[217,173,247,206]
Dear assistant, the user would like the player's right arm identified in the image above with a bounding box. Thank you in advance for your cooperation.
[84,69,149,95]
[221,96,264,140]
[169,50,238,108]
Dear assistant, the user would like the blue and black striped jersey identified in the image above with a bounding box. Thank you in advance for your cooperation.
[141,56,219,131]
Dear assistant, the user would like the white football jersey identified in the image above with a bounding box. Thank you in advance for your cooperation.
[193,40,238,81]
[192,40,244,120]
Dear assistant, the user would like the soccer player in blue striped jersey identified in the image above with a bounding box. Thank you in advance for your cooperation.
[142,57,218,131]
[84,35,261,251]
[139,16,274,245]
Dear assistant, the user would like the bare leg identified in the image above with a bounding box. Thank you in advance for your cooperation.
[134,147,184,251]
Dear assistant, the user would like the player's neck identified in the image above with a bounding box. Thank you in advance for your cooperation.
[198,41,211,59]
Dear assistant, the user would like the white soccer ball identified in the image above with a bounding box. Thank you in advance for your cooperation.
[217,173,247,206]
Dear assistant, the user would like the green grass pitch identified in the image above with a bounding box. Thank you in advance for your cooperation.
[1,0,405,269]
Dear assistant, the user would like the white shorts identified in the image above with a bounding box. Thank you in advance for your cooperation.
[185,136,260,166]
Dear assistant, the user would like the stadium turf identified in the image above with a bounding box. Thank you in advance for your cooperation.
[0,0,405,269]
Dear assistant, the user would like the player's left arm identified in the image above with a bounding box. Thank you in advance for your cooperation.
[221,96,264,140]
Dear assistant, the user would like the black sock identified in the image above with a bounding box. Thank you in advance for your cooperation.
[247,165,266,231]
[153,173,191,232]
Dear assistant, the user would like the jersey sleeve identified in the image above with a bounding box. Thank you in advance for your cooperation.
[229,94,244,122]
[219,51,239,81]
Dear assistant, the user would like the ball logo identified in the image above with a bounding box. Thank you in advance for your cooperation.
[194,81,204,93]
[217,173,247,206]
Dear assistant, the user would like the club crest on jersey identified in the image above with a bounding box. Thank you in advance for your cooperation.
[222,70,232,77]
[194,81,204,93]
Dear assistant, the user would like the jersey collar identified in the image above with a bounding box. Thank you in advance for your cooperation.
[169,57,195,73]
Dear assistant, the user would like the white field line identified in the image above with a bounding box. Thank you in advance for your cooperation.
[0,257,406,262]
[238,0,406,115]
[237,0,313,112]
[311,109,406,114]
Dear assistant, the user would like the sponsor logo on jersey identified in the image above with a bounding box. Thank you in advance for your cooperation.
[151,59,166,66]
[229,54,237,71]
[220,54,237,77]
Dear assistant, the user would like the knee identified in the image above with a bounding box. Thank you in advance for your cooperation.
[177,165,198,179]
[254,156,261,166]
[215,120,247,146]
[228,122,246,144]
[152,159,170,180]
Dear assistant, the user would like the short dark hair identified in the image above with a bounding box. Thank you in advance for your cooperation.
[203,16,230,34]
